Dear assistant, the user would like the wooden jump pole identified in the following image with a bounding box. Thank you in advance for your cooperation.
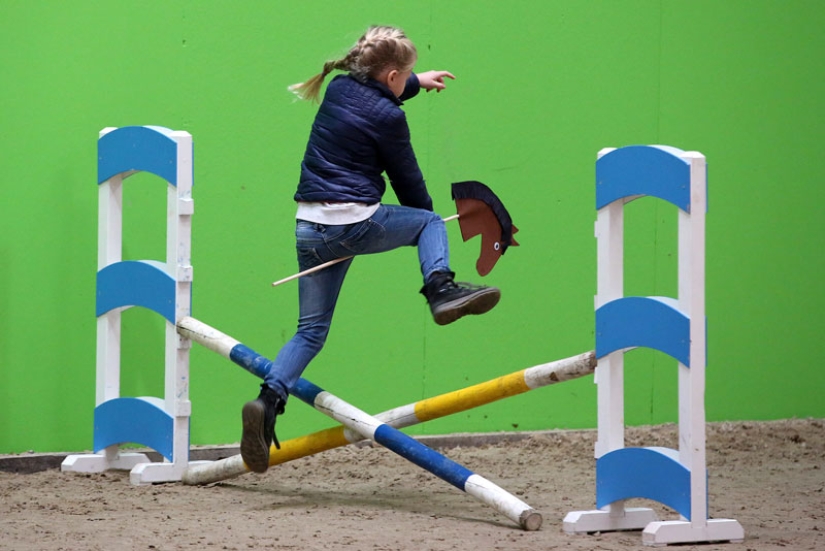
[269,214,460,287]
[176,316,546,530]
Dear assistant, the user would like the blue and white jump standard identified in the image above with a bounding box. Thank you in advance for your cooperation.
[563,146,744,546]
[175,317,543,531]
[61,126,209,485]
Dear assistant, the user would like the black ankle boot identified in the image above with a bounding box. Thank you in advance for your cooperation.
[240,384,286,473]
[420,271,501,326]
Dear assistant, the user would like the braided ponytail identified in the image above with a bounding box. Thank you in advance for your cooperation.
[289,25,417,103]
[288,56,351,103]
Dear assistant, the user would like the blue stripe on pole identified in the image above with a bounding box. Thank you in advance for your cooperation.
[228,344,271,379]
[291,379,325,405]
[373,424,474,491]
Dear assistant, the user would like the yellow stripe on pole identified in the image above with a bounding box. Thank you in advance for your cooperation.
[414,370,531,422]
[263,370,533,469]
[266,425,351,467]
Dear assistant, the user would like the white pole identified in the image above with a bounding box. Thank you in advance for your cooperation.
[271,214,460,287]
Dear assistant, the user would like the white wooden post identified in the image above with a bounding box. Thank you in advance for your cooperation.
[63,127,209,484]
[564,146,744,546]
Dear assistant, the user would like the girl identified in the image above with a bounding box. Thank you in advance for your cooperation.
[241,25,500,473]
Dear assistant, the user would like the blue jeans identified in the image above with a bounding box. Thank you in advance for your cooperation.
[264,204,450,400]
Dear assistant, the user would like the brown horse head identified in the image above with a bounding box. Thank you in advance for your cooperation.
[452,181,519,276]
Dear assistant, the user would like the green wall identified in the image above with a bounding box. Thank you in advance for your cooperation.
[1,1,822,455]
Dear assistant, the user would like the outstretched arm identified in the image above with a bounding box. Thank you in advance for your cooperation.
[417,70,456,92]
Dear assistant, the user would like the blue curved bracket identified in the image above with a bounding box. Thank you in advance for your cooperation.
[98,126,179,185]
[596,296,690,366]
[596,145,691,212]
[596,446,692,520]
[93,397,175,462]
[96,260,175,323]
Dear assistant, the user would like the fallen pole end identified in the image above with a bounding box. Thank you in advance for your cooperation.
[520,509,543,531]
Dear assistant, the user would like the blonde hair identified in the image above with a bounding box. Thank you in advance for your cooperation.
[289,25,418,102]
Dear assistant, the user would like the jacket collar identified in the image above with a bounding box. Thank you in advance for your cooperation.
[346,73,403,105]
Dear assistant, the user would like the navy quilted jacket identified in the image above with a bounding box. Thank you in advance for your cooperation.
[294,73,433,211]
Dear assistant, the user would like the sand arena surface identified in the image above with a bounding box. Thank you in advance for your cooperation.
[1,419,823,550]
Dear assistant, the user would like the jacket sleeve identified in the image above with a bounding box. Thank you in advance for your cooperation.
[399,73,421,102]
[377,106,433,211]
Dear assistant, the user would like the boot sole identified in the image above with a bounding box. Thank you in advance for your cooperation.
[240,400,270,473]
[432,287,501,326]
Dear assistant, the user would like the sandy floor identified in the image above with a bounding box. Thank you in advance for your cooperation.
[1,419,823,551]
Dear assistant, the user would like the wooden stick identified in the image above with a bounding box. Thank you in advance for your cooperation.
[271,214,460,287]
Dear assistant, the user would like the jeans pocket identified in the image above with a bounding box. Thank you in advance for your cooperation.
[295,221,326,269]
[329,219,385,255]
